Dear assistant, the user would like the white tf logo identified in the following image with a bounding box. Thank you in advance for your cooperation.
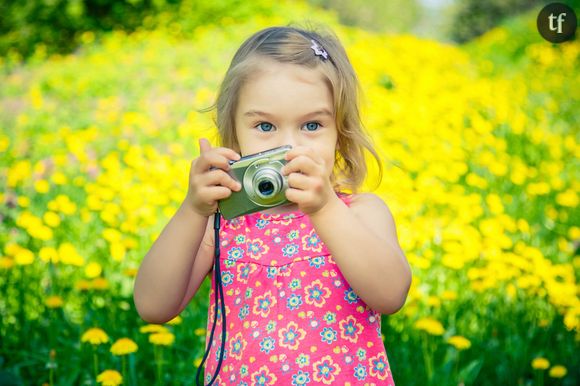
[537,3,577,43]
[548,12,567,33]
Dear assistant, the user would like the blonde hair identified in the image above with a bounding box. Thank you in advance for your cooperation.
[209,24,382,193]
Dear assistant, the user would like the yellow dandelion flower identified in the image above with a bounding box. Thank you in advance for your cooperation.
[29,85,43,109]
[5,243,22,256]
[58,243,85,266]
[17,211,41,229]
[81,208,92,223]
[485,193,504,214]
[563,306,579,331]
[517,219,530,234]
[110,338,138,356]
[53,194,77,215]
[39,246,59,263]
[548,365,567,378]
[123,238,138,249]
[414,317,445,336]
[538,319,549,328]
[81,328,109,345]
[531,357,550,370]
[447,335,471,350]
[45,295,64,309]
[43,211,61,227]
[34,179,50,193]
[167,315,182,325]
[30,224,53,241]
[17,196,30,207]
[53,153,67,166]
[441,253,465,270]
[0,257,15,269]
[96,369,123,386]
[426,296,441,308]
[0,134,9,152]
[51,171,68,185]
[555,190,577,207]
[110,242,126,262]
[506,283,517,299]
[441,290,457,301]
[85,262,102,278]
[568,226,580,240]
[75,279,92,291]
[139,324,168,334]
[123,268,138,277]
[15,248,34,265]
[194,328,206,337]
[8,160,32,188]
[73,176,85,187]
[102,228,122,243]
[91,277,109,290]
[149,331,175,346]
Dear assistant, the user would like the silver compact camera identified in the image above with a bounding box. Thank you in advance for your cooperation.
[218,145,291,219]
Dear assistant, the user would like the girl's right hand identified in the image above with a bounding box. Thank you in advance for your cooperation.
[184,138,242,217]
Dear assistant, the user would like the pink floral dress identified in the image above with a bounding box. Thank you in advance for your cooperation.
[203,192,395,385]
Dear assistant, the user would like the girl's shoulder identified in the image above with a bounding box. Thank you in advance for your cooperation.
[342,191,386,210]
[345,192,402,250]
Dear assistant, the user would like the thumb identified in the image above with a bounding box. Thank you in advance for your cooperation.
[199,138,212,154]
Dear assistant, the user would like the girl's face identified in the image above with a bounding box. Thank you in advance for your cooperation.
[234,59,337,180]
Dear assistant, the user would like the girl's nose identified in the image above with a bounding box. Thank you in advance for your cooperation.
[280,130,301,148]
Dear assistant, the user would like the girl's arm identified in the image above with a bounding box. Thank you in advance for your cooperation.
[133,203,213,324]
[134,138,241,324]
[309,193,412,315]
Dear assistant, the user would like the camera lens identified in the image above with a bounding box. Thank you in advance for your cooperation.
[253,168,282,200]
[258,180,275,196]
[245,161,288,206]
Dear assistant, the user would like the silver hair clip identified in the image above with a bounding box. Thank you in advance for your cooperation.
[310,39,329,60]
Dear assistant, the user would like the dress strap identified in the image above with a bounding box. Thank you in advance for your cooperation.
[337,191,353,207]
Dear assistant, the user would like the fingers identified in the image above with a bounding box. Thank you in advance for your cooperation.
[187,170,240,216]
[201,185,237,202]
[285,172,311,190]
[286,171,327,195]
[282,154,323,177]
[284,146,321,163]
[201,169,242,192]
[194,138,241,173]
[199,138,212,154]
[281,146,329,199]
[187,139,242,216]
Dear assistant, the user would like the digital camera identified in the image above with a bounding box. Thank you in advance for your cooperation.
[218,145,292,219]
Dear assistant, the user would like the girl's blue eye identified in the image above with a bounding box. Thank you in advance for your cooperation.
[304,122,320,131]
[257,122,274,132]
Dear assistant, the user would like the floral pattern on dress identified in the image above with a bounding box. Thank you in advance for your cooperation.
[203,192,395,385]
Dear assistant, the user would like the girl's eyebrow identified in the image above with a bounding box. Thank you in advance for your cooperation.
[243,109,333,119]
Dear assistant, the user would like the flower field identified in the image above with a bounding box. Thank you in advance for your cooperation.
[0,2,578,385]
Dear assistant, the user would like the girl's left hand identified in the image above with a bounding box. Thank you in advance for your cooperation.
[281,146,336,215]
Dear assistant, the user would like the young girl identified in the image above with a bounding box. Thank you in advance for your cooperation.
[134,25,412,385]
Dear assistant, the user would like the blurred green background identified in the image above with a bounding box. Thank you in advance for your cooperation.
[0,0,565,61]
[1,0,579,385]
